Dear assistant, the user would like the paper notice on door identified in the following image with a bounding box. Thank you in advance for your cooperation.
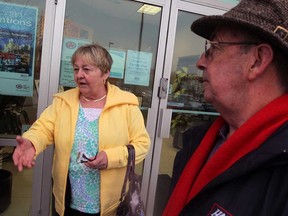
[124,50,152,86]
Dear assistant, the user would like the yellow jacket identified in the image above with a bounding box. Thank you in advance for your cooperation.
[23,83,150,215]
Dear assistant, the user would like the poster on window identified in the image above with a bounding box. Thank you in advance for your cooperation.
[109,49,126,79]
[60,37,91,87]
[0,2,38,97]
[124,50,152,86]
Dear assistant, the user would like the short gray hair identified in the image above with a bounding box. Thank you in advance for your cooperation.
[71,43,113,74]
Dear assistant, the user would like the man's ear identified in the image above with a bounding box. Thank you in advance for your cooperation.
[247,44,274,81]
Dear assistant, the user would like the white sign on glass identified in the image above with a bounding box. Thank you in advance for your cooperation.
[124,50,152,86]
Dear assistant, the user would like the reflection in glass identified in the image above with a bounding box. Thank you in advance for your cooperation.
[155,11,219,215]
[0,1,46,215]
[0,0,46,138]
[61,0,162,109]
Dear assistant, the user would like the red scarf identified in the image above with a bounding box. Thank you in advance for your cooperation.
[163,94,288,216]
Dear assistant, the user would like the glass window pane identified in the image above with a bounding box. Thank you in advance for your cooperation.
[155,11,219,215]
[60,0,162,109]
[0,0,46,215]
[61,0,162,178]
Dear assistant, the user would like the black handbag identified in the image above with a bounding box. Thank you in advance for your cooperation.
[116,145,146,216]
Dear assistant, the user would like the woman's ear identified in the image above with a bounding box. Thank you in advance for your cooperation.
[104,71,110,80]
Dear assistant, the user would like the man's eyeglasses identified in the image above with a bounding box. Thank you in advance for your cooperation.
[204,40,260,58]
[76,152,97,163]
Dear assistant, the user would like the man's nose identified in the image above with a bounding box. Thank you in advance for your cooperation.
[196,52,206,71]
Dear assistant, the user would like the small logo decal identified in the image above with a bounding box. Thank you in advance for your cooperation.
[65,41,76,49]
[16,84,23,89]
[207,203,233,216]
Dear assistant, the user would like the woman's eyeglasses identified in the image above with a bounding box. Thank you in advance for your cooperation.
[76,152,97,163]
[204,40,260,58]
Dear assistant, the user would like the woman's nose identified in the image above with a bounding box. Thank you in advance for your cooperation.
[75,69,84,78]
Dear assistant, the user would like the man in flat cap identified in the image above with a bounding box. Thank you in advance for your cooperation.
[164,0,288,215]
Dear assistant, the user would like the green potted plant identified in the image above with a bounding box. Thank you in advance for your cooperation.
[171,66,197,100]
[170,66,199,148]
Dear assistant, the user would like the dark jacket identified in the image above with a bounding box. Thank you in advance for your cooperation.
[171,122,288,216]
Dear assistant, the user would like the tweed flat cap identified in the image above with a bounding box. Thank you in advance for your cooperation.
[191,0,288,54]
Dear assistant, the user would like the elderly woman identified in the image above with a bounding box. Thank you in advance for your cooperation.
[12,44,150,216]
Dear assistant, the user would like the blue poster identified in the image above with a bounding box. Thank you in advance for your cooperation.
[124,50,152,86]
[0,2,38,97]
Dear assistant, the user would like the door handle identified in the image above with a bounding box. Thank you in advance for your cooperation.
[158,108,172,138]
[158,78,169,99]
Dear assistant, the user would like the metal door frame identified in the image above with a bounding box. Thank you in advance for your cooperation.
[144,1,228,215]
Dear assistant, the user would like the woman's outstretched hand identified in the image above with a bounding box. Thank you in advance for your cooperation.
[12,136,36,171]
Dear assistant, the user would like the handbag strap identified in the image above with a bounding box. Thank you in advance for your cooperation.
[119,144,135,200]
[127,144,135,180]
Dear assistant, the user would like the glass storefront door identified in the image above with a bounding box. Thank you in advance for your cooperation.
[148,1,239,215]
[154,10,219,215]
[42,0,171,215]
[60,0,164,133]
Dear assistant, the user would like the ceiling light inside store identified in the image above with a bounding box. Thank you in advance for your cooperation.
[137,4,161,15]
